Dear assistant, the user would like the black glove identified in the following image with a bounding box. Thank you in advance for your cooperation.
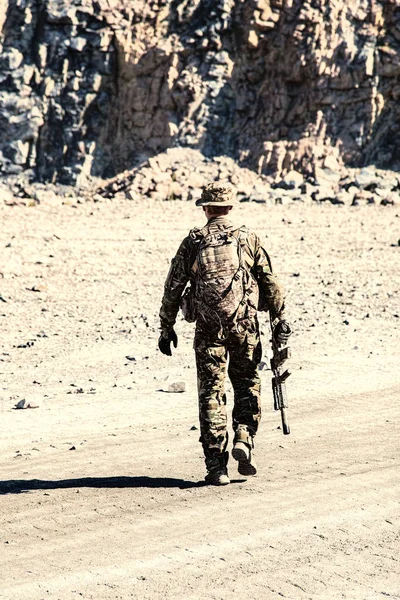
[158,329,178,356]
[273,320,292,345]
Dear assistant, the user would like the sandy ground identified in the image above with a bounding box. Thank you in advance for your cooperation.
[0,195,399,600]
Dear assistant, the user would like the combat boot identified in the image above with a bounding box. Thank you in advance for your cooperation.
[232,426,257,476]
[204,451,230,486]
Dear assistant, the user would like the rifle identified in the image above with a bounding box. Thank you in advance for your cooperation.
[270,318,291,435]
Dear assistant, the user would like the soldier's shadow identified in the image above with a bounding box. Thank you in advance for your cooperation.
[0,476,206,495]
[0,475,248,494]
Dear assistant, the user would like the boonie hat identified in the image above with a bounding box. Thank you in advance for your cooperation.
[195,182,236,207]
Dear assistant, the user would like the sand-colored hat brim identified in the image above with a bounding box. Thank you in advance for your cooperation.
[195,198,237,207]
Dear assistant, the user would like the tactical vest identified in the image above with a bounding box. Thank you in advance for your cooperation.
[180,222,259,327]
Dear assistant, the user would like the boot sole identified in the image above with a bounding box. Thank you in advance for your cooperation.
[205,475,230,486]
[232,445,257,476]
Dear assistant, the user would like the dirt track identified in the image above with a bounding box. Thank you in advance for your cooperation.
[1,197,399,599]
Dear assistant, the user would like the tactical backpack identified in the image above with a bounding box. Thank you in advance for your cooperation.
[180,224,259,327]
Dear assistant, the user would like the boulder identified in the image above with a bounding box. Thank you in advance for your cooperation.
[282,170,304,189]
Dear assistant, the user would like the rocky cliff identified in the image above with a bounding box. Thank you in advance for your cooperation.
[0,0,399,186]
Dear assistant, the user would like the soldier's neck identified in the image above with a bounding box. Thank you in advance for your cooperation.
[206,215,231,224]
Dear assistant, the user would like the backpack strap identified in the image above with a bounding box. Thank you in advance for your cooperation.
[229,229,246,282]
[188,226,205,276]
[231,227,258,313]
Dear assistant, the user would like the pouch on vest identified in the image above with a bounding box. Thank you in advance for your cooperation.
[180,284,197,323]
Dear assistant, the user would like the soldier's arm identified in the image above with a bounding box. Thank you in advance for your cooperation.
[251,233,286,321]
[159,235,193,332]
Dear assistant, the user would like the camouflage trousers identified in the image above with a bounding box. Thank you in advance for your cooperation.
[194,318,262,461]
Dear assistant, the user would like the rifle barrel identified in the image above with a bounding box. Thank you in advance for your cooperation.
[281,407,290,435]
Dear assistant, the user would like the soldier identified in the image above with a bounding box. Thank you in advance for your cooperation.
[158,183,291,485]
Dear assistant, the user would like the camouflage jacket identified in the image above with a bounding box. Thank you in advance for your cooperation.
[159,216,285,332]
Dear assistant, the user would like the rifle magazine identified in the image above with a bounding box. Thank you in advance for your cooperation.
[272,376,288,410]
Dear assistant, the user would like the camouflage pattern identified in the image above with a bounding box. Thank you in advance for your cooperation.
[195,182,236,207]
[194,318,262,460]
[190,220,260,327]
[159,234,195,333]
[159,214,285,470]
[159,216,285,333]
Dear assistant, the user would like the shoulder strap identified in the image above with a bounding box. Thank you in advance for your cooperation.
[188,227,205,275]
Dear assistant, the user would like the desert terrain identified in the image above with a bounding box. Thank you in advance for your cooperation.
[0,195,399,599]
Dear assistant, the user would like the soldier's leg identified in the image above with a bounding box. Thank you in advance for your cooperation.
[227,324,262,476]
[194,334,229,485]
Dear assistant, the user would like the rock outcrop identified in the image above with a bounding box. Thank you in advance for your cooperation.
[93,148,399,207]
[1,0,400,186]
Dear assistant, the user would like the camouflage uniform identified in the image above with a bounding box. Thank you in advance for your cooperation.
[159,215,285,472]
